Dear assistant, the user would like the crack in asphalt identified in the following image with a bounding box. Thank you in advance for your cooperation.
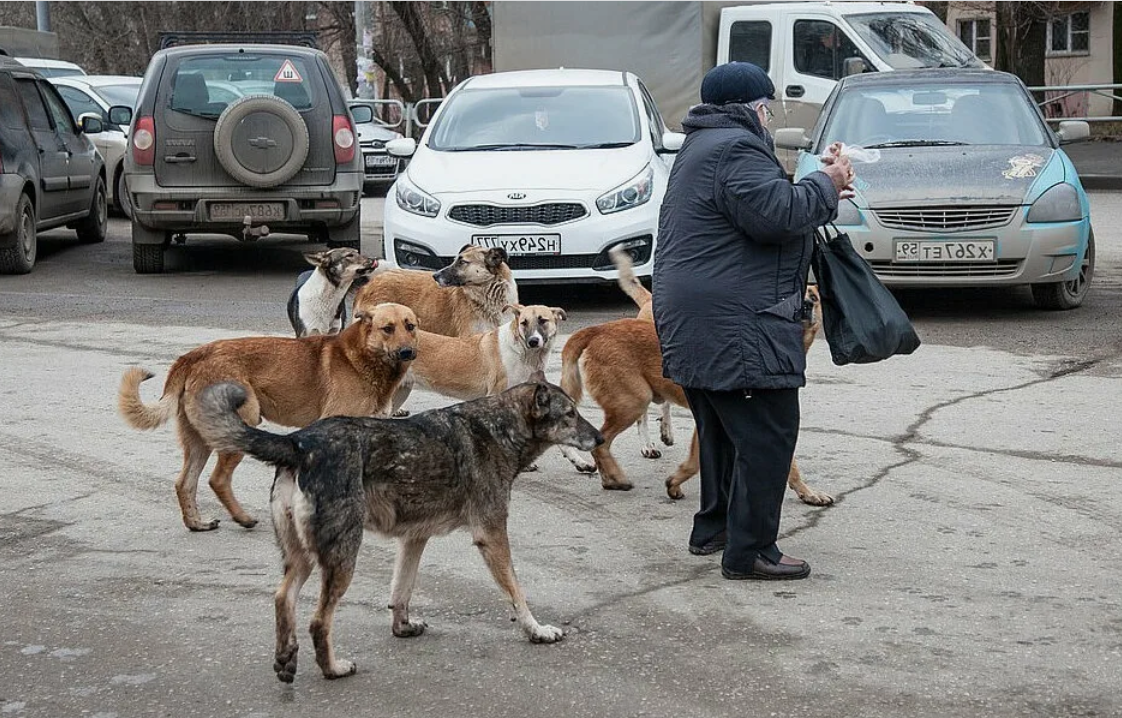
[0,331,184,361]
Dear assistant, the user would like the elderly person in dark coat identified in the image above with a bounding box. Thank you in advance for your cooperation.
[653,62,853,581]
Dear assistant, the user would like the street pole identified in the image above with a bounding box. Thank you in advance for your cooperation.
[35,1,51,33]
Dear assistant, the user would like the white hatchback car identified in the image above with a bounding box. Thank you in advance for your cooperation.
[381,69,683,283]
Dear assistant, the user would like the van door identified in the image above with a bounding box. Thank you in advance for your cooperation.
[778,16,873,171]
[13,77,70,221]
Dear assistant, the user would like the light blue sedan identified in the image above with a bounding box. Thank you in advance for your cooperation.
[779,69,1094,310]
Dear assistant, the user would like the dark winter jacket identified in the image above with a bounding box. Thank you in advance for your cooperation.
[652,103,839,391]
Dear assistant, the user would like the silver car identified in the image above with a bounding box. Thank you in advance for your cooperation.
[348,101,404,196]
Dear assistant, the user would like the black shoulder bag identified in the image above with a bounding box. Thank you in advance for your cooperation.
[811,223,921,365]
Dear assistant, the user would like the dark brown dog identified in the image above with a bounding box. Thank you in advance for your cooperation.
[118,303,418,531]
[188,377,603,683]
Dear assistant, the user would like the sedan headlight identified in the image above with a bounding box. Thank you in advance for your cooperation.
[596,166,654,214]
[1026,183,1082,223]
[395,176,441,218]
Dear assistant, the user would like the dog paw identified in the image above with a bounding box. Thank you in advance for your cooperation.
[601,479,634,492]
[641,444,662,459]
[392,409,411,418]
[392,619,427,638]
[665,481,685,501]
[323,659,357,679]
[798,489,835,507]
[523,463,540,473]
[528,624,564,644]
[660,431,675,447]
[187,519,221,532]
[273,644,298,683]
[235,516,258,529]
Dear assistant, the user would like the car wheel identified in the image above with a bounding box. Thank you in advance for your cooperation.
[115,167,133,219]
[132,220,167,274]
[1031,228,1095,311]
[76,176,109,244]
[0,194,37,275]
[325,216,361,251]
[213,95,310,188]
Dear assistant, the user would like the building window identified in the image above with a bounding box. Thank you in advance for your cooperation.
[1047,11,1090,56]
[957,18,991,62]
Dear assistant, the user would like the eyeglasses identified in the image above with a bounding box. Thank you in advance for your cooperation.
[749,102,774,124]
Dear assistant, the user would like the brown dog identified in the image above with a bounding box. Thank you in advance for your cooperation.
[355,245,518,338]
[118,303,418,531]
[559,287,832,505]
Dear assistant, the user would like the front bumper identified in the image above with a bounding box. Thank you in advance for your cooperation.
[380,188,659,284]
[0,174,25,237]
[360,148,403,185]
[841,206,1089,287]
[127,171,363,233]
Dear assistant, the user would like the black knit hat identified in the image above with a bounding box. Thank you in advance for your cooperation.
[700,61,776,105]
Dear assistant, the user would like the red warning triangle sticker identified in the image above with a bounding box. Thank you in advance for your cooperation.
[274,59,303,83]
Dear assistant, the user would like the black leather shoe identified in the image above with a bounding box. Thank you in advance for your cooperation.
[688,531,727,556]
[721,555,811,581]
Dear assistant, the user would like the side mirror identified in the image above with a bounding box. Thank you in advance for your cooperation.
[842,57,867,77]
[79,113,104,134]
[107,105,133,126]
[774,127,812,151]
[660,131,685,152]
[386,137,417,157]
[1056,120,1090,144]
[350,104,374,124]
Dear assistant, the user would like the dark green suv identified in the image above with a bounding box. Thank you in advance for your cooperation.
[113,45,362,274]
[0,57,108,274]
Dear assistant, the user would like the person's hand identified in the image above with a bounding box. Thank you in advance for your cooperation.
[822,141,845,160]
[820,154,855,198]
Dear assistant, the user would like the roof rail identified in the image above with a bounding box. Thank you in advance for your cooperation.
[157,31,318,50]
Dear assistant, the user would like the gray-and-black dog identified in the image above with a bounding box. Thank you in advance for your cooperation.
[189,376,602,683]
[287,248,379,337]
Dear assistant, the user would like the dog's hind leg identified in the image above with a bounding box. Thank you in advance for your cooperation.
[271,467,312,683]
[787,457,834,506]
[208,452,257,529]
[593,409,641,491]
[664,429,699,500]
[309,517,363,680]
[658,401,675,447]
[175,420,217,531]
[389,537,429,638]
[472,522,562,644]
[635,412,661,459]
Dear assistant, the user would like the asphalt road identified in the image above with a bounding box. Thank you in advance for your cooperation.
[1,193,1120,718]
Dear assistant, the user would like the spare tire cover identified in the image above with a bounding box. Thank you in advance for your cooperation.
[213,94,310,188]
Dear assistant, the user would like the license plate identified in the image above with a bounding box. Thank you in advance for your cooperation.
[894,239,996,263]
[210,202,285,221]
[472,234,561,255]
[365,155,396,167]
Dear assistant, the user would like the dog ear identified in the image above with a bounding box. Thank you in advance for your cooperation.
[304,251,327,267]
[551,307,567,322]
[457,243,474,255]
[503,303,525,316]
[485,247,509,270]
[353,309,370,323]
[531,381,551,419]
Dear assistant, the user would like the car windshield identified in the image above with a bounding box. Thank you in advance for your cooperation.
[846,12,985,70]
[95,84,140,109]
[821,82,1049,149]
[170,55,315,119]
[428,85,640,151]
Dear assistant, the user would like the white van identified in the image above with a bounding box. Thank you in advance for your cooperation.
[717,2,984,168]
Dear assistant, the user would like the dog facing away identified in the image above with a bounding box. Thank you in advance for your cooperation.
[188,378,603,682]
[287,248,379,338]
[558,289,833,505]
[118,303,418,532]
[355,245,518,338]
[398,304,566,409]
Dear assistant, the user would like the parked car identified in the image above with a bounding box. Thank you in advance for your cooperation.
[380,68,683,284]
[51,75,143,217]
[13,57,86,78]
[112,44,363,274]
[0,57,108,274]
[780,69,1094,310]
[348,100,404,196]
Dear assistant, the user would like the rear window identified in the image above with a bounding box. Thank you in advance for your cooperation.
[15,79,51,131]
[169,55,317,118]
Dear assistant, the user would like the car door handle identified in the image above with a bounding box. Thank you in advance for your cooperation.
[164,155,197,164]
[786,85,805,98]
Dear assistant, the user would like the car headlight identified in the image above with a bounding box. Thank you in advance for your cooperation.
[395,176,441,218]
[596,166,654,214]
[835,199,862,226]
[1026,183,1082,223]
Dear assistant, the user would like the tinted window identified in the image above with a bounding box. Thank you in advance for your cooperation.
[170,55,317,118]
[0,74,24,129]
[40,82,77,134]
[729,21,772,70]
[794,20,870,80]
[57,86,104,123]
[15,79,51,131]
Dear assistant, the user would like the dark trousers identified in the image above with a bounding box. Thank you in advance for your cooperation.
[682,387,801,573]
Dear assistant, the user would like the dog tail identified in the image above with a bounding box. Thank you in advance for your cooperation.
[188,382,303,468]
[609,246,652,310]
[561,327,597,404]
[118,366,181,430]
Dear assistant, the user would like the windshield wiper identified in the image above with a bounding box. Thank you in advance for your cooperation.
[864,140,968,149]
[578,141,637,149]
[443,142,582,152]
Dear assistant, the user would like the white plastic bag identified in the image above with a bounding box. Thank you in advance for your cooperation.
[821,143,881,164]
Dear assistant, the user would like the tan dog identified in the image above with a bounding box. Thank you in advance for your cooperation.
[118,303,419,532]
[399,304,566,408]
[559,288,832,505]
[355,245,518,338]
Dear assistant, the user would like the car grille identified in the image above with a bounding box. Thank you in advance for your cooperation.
[870,260,1022,278]
[874,206,1018,233]
[360,139,387,149]
[448,203,588,227]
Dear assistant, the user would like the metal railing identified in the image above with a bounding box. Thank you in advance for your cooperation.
[403,98,444,137]
[1027,83,1122,123]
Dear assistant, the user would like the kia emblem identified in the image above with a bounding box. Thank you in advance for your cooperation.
[507,192,526,200]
